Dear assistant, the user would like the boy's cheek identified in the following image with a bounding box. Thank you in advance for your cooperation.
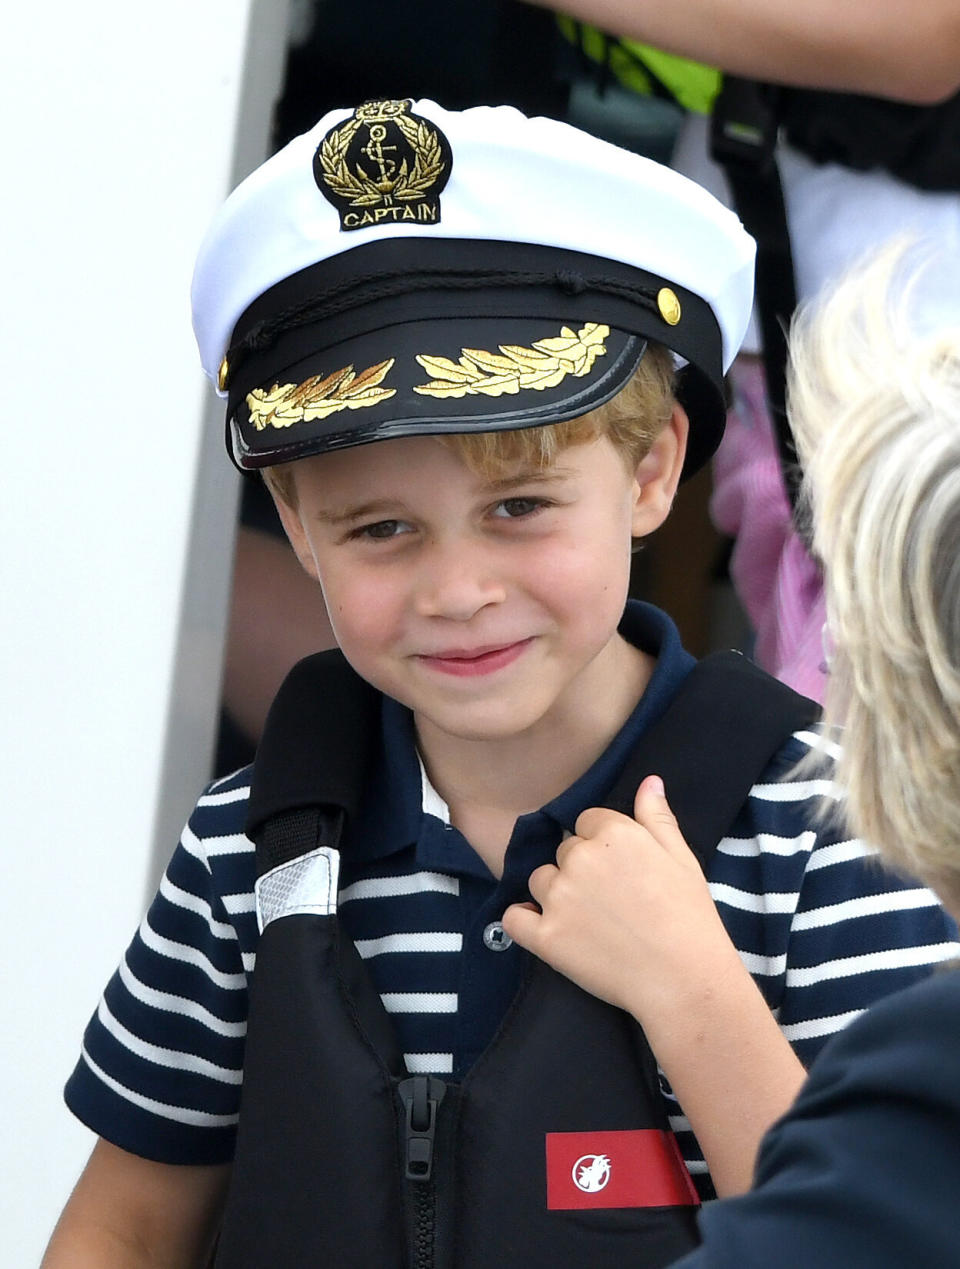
[319,579,399,657]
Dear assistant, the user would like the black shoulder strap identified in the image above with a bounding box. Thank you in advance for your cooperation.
[245,648,379,878]
[709,76,802,514]
[603,650,819,868]
[247,647,818,878]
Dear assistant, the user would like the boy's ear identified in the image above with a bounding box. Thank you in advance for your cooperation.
[269,491,321,582]
[631,403,689,538]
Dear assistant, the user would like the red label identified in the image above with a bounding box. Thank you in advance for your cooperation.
[545,1129,700,1210]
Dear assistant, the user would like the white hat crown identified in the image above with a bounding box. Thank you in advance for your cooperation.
[192,98,755,391]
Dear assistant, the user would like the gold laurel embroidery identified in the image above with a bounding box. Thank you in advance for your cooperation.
[318,113,381,207]
[391,113,445,200]
[319,105,444,208]
[245,360,396,430]
[413,324,610,399]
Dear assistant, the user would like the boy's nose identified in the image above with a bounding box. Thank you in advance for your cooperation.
[414,541,507,621]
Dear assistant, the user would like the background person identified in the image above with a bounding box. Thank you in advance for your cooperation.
[524,0,960,703]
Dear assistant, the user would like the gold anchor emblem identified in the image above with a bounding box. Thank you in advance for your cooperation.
[315,99,453,232]
[360,124,399,198]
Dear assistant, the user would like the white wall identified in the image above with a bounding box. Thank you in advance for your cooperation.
[0,3,289,1264]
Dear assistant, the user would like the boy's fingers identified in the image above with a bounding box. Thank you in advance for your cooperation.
[501,901,541,948]
[554,833,587,867]
[574,804,637,840]
[525,862,559,904]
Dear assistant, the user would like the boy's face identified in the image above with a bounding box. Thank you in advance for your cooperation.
[274,415,686,745]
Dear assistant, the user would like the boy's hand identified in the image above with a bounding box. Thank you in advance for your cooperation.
[502,774,745,1026]
[504,774,808,1196]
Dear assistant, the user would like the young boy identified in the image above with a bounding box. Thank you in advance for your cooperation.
[44,100,958,1268]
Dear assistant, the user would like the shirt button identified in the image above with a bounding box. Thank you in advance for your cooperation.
[482,921,513,952]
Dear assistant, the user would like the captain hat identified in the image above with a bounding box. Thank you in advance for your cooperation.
[192,98,755,477]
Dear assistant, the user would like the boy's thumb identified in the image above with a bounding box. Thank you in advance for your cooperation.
[641,774,665,799]
[633,773,673,825]
[633,773,695,858]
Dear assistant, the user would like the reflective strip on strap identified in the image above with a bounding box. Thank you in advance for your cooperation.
[255,847,341,931]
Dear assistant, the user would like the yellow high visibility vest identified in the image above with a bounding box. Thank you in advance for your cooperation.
[558,15,722,115]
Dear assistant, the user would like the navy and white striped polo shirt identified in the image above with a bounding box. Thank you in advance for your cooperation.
[65,603,960,1185]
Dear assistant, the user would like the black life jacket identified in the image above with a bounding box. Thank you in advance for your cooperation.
[213,649,819,1268]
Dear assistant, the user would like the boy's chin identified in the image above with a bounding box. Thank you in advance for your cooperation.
[412,697,557,745]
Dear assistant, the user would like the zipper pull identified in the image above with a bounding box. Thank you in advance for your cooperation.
[398,1075,446,1182]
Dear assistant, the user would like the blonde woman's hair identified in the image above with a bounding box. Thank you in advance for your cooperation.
[788,239,960,912]
[262,342,676,506]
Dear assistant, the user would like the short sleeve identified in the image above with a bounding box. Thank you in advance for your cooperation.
[711,727,959,1066]
[64,769,258,1165]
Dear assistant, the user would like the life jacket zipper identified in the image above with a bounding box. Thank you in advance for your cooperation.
[399,1075,448,1269]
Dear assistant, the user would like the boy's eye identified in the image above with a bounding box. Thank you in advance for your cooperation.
[491,496,547,519]
[353,519,411,541]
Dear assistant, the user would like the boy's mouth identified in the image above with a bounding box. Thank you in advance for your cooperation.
[417,638,534,677]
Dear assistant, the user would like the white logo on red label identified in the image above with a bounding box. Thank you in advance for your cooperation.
[546,1130,700,1210]
[572,1153,612,1193]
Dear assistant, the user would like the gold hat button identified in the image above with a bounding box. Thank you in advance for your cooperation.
[217,357,230,391]
[657,288,682,326]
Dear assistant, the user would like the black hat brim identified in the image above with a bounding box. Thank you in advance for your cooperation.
[223,238,725,478]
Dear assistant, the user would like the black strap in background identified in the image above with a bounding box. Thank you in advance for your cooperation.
[778,84,960,191]
[603,650,820,869]
[710,76,802,513]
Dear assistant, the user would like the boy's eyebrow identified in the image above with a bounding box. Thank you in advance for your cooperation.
[484,467,572,493]
[313,499,409,526]
[314,468,572,525]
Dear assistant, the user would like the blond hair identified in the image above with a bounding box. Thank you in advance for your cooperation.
[263,342,676,507]
[788,239,960,912]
